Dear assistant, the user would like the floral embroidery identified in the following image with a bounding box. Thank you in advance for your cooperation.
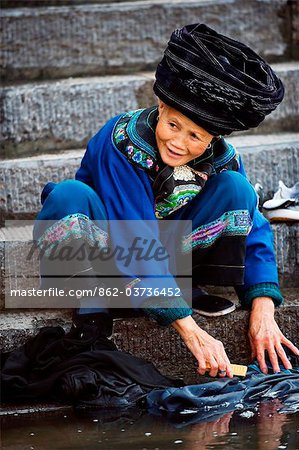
[181,210,252,252]
[132,150,143,163]
[155,184,202,219]
[37,213,109,257]
[113,112,157,171]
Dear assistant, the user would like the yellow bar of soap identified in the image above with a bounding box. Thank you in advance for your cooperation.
[230,364,248,377]
[205,363,248,377]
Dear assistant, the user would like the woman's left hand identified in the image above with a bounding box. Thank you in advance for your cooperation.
[249,297,299,374]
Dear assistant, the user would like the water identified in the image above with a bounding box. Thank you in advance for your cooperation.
[1,400,299,450]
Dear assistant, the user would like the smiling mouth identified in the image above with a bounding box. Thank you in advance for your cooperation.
[167,147,186,158]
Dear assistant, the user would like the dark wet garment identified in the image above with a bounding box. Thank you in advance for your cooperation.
[146,352,299,424]
[0,325,181,407]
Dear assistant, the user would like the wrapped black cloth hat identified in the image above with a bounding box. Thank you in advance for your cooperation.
[153,24,284,135]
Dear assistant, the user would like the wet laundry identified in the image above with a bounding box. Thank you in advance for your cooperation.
[1,326,298,419]
[146,352,299,424]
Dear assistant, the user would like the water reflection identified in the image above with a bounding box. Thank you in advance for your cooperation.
[1,400,298,450]
[181,411,234,448]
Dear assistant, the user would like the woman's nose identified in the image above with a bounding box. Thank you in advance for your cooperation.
[171,135,187,150]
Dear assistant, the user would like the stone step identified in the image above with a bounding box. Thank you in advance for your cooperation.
[0,221,298,316]
[0,291,298,382]
[1,73,156,158]
[0,0,294,82]
[2,64,299,158]
[0,149,84,219]
[229,133,299,198]
[2,0,149,7]
[1,133,298,220]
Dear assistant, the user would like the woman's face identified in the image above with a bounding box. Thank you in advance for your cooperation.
[155,100,214,167]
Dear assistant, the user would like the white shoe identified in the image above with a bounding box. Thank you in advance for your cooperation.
[263,180,299,222]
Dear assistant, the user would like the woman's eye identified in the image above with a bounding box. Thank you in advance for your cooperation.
[191,133,199,140]
[169,122,177,128]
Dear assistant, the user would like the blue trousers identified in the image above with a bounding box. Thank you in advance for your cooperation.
[34,171,257,314]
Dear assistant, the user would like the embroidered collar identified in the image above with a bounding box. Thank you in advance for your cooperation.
[112,107,239,218]
[113,107,161,173]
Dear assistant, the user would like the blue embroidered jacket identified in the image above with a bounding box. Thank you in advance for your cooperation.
[76,109,283,326]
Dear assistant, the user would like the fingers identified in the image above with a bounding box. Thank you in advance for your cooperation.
[198,359,230,378]
[190,337,233,378]
[281,337,299,357]
[275,343,292,371]
[224,358,234,378]
[249,312,298,374]
[214,340,233,378]
[256,349,268,374]
[178,323,233,378]
[217,365,228,378]
[199,355,233,379]
[252,338,298,374]
[250,341,257,361]
[267,346,280,373]
[205,357,219,378]
[218,352,234,378]
[196,352,209,376]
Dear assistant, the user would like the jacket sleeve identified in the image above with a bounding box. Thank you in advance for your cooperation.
[236,156,283,307]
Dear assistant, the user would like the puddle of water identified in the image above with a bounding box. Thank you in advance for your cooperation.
[1,400,299,450]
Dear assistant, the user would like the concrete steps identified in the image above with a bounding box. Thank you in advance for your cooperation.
[229,133,299,198]
[1,133,298,220]
[1,290,298,382]
[0,0,294,83]
[0,221,298,314]
[1,73,155,158]
[0,149,84,220]
[1,0,150,6]
[1,63,299,158]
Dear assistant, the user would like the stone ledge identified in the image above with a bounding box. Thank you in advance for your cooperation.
[0,0,292,82]
[1,64,299,156]
[1,134,298,218]
[0,403,72,417]
[1,63,299,158]
[0,292,298,383]
[2,0,149,6]
[1,73,156,158]
[1,218,298,301]
[229,133,299,199]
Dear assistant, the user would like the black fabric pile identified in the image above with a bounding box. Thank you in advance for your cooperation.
[0,325,181,408]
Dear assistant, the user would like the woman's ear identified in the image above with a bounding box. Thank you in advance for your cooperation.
[157,99,165,114]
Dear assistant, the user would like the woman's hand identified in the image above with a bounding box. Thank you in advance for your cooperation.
[249,297,299,373]
[172,316,233,378]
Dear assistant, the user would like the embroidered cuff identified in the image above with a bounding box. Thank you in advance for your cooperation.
[242,282,284,308]
[142,297,193,326]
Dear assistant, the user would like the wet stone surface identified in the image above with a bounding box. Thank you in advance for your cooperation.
[1,402,298,450]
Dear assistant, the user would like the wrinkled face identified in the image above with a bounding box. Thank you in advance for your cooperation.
[155,100,213,167]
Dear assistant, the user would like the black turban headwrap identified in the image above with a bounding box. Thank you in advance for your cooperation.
[153,24,285,135]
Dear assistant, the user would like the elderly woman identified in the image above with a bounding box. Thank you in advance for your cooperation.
[34,24,299,379]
